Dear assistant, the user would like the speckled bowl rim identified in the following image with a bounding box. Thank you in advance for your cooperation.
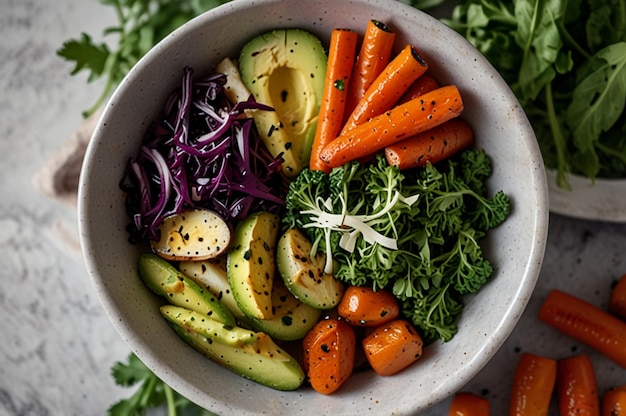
[78,0,549,414]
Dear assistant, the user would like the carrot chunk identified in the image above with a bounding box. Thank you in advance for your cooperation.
[509,353,557,416]
[302,318,356,394]
[362,319,423,376]
[449,392,490,416]
[539,289,626,369]
[337,286,400,327]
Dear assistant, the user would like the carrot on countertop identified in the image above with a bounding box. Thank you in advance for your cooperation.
[340,44,429,134]
[362,319,423,376]
[449,392,490,416]
[344,19,396,116]
[302,318,356,394]
[309,28,358,173]
[539,289,626,369]
[509,353,557,416]
[397,73,441,104]
[384,118,474,170]
[557,354,600,416]
[609,273,626,320]
[319,84,464,168]
[337,286,400,327]
[602,385,626,416]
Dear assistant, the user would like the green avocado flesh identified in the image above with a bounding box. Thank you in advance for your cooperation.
[238,29,327,177]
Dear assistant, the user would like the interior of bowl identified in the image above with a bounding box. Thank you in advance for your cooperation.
[78,0,549,414]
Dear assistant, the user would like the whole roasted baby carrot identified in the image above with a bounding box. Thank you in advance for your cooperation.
[344,19,396,116]
[609,274,626,320]
[384,118,474,170]
[449,392,490,416]
[341,44,429,134]
[309,28,358,173]
[602,385,626,416]
[361,319,423,376]
[557,354,600,416]
[539,289,626,369]
[319,84,464,168]
[397,74,440,104]
[302,318,356,394]
[509,353,557,416]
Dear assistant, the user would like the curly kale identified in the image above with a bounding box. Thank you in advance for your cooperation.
[283,149,510,343]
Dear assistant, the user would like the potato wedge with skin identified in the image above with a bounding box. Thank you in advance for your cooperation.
[151,209,231,261]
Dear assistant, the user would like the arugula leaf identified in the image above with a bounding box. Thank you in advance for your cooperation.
[109,353,214,416]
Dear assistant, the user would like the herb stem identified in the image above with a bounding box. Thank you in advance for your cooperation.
[557,20,591,60]
[164,383,178,416]
[545,82,571,189]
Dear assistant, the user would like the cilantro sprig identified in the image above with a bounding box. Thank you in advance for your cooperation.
[109,353,215,416]
[57,0,232,117]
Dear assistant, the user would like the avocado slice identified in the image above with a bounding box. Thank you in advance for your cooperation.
[248,276,321,341]
[166,313,305,391]
[227,211,280,320]
[239,29,327,177]
[179,258,252,328]
[138,253,236,327]
[277,228,344,310]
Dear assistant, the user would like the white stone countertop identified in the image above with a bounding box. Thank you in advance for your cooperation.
[1,1,625,415]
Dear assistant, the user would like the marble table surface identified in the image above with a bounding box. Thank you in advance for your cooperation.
[1,1,625,415]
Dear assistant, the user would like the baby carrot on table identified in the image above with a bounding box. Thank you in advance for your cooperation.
[609,273,626,320]
[509,353,557,416]
[384,118,474,170]
[539,289,626,369]
[344,19,396,116]
[309,28,358,173]
[449,392,490,416]
[319,84,464,168]
[557,354,600,416]
[602,385,626,416]
[341,44,429,134]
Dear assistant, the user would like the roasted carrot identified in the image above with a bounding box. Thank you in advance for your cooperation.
[539,289,626,369]
[509,353,557,416]
[309,28,358,173]
[344,19,396,116]
[602,385,626,416]
[319,84,464,168]
[302,318,356,394]
[449,392,490,416]
[398,74,440,104]
[362,319,423,376]
[609,274,626,320]
[557,354,600,416]
[384,118,474,170]
[341,44,429,134]
[337,286,400,327]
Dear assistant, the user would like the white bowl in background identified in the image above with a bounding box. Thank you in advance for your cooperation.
[78,0,549,414]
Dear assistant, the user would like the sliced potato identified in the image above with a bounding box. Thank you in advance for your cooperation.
[151,209,231,261]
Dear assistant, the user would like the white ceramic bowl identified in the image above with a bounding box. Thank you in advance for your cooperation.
[78,0,549,414]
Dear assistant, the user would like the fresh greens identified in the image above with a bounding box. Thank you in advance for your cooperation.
[109,353,214,416]
[57,0,232,117]
[283,150,509,343]
[444,0,626,186]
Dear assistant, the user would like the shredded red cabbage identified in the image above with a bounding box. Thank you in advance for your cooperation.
[121,67,287,243]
